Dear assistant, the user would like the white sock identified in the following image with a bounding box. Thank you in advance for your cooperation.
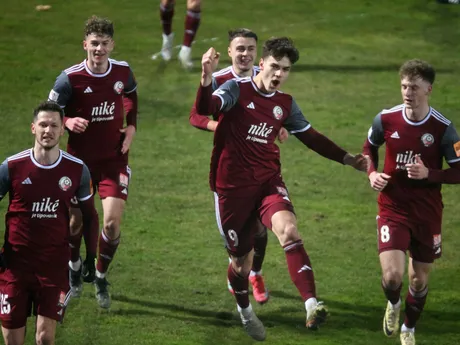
[305,297,318,314]
[401,324,415,333]
[180,45,191,54]
[250,270,262,277]
[69,259,81,271]
[390,299,401,309]
[237,303,253,321]
[96,270,106,279]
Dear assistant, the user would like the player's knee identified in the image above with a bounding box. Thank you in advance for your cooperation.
[408,275,427,292]
[231,255,252,277]
[103,218,120,240]
[278,222,300,246]
[161,0,175,8]
[186,0,201,11]
[382,270,403,289]
[36,330,54,345]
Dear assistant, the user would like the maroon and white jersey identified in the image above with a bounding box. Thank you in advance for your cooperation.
[209,78,311,196]
[367,104,460,222]
[49,59,137,163]
[0,149,92,281]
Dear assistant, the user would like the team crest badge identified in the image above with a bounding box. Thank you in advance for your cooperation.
[421,133,434,147]
[273,106,283,120]
[113,81,124,95]
[59,176,72,191]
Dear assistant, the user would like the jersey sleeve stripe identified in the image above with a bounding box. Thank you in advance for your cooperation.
[61,151,84,165]
[7,149,31,162]
[381,104,404,114]
[215,94,225,111]
[64,62,85,75]
[109,58,129,67]
[367,137,379,146]
[212,66,232,77]
[124,85,138,94]
[447,157,460,164]
[431,109,450,125]
[290,124,312,134]
[77,194,92,202]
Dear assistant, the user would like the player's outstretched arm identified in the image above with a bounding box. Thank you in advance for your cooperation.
[294,128,368,171]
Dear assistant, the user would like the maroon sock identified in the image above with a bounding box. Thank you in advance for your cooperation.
[96,231,120,274]
[382,280,402,305]
[404,286,428,328]
[252,232,267,272]
[284,240,316,301]
[83,223,98,260]
[160,4,174,35]
[227,264,249,308]
[69,232,83,263]
[183,10,201,47]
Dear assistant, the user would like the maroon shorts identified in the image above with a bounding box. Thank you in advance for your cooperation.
[71,161,131,206]
[214,179,294,257]
[376,215,442,263]
[0,269,69,329]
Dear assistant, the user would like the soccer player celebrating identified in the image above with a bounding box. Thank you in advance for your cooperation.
[48,16,138,309]
[363,59,460,345]
[157,0,202,68]
[190,28,289,304]
[0,101,98,345]
[195,38,368,340]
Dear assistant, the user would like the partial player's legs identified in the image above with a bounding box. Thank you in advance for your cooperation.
[214,192,265,341]
[68,206,84,297]
[269,210,327,330]
[95,196,124,309]
[377,216,412,337]
[1,327,25,345]
[379,250,405,337]
[229,251,266,341]
[68,204,98,297]
[178,0,202,68]
[249,222,269,304]
[35,316,57,345]
[399,258,431,345]
[159,0,175,61]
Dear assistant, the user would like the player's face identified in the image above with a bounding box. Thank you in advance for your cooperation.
[400,76,432,110]
[228,37,257,74]
[258,55,291,92]
[31,111,64,150]
[83,34,114,66]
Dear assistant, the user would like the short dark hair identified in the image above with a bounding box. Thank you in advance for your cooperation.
[33,101,64,122]
[228,28,258,43]
[261,37,299,64]
[84,15,114,38]
[399,59,435,85]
